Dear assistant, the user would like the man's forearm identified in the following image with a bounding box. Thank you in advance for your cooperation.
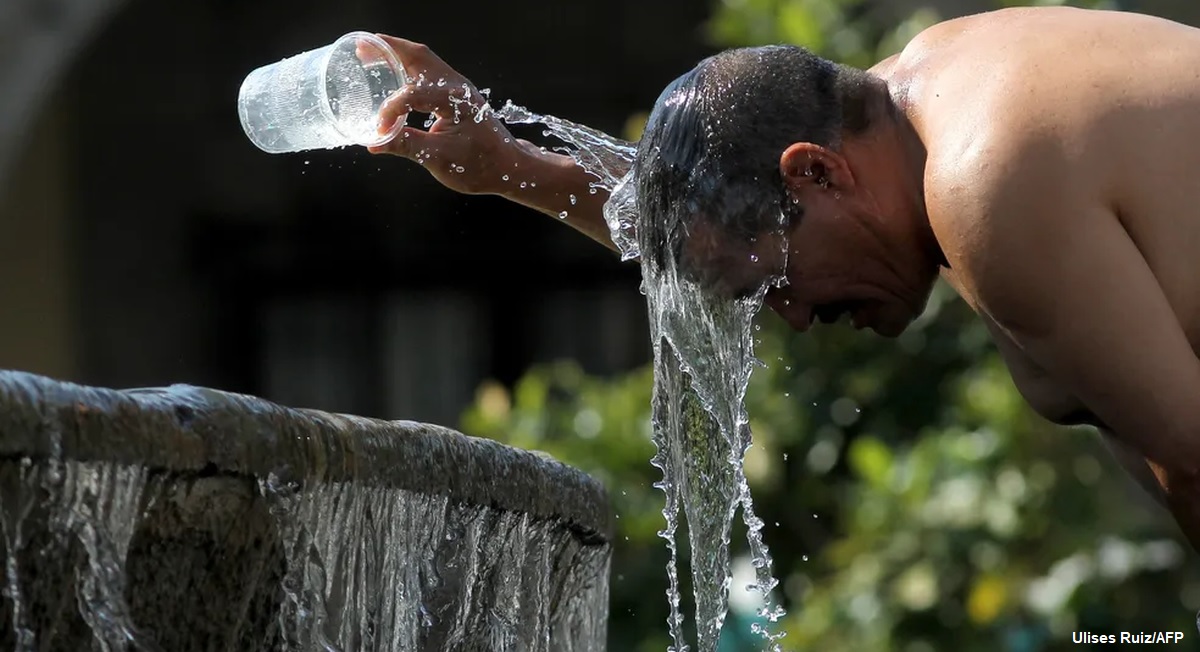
[495,141,625,253]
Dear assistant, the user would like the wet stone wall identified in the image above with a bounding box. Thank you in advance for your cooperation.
[0,371,612,651]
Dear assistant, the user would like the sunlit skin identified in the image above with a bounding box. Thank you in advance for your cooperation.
[368,7,1200,551]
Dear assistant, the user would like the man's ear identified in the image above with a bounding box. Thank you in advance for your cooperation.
[780,142,855,192]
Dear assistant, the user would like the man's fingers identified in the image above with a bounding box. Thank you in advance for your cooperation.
[374,35,451,80]
[368,126,438,160]
[354,38,391,67]
[379,83,471,125]
[377,91,412,134]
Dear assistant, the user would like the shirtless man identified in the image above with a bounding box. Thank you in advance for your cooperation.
[366,6,1200,550]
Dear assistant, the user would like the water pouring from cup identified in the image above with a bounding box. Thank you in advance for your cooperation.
[237,31,407,153]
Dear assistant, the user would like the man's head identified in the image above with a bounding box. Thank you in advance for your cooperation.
[633,45,941,337]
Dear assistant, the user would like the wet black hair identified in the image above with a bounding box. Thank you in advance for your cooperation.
[633,45,878,270]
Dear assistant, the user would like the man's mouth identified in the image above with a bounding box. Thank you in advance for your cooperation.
[811,301,861,325]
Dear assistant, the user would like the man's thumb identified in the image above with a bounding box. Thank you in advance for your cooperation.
[368,126,437,160]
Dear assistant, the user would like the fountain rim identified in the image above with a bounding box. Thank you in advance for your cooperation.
[0,370,613,543]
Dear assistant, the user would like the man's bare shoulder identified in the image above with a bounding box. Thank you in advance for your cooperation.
[893,5,1200,149]
[922,128,1080,317]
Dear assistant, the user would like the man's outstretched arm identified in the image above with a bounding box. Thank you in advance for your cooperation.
[497,143,622,248]
[366,35,624,252]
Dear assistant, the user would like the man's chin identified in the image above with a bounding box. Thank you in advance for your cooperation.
[871,322,908,338]
[867,312,914,338]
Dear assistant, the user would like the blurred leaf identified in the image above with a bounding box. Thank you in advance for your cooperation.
[967,573,1009,624]
[623,111,651,142]
[848,436,892,489]
[777,2,824,51]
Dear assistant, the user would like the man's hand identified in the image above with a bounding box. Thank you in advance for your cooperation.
[362,35,624,251]
[365,35,524,196]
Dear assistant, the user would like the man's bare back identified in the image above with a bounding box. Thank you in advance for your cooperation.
[886,7,1200,545]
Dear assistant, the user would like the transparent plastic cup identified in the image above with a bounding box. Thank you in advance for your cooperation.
[238,32,407,154]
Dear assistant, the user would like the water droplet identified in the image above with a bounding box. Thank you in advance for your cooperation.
[455,165,464,173]
[569,194,577,205]
[502,174,510,181]
[558,211,569,219]
[520,182,527,188]
[436,78,446,87]
[802,555,809,562]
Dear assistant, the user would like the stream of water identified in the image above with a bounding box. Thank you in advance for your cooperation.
[495,102,788,652]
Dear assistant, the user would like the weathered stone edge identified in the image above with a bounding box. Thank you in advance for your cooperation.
[0,370,613,542]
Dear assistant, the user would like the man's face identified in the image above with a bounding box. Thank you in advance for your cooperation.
[679,209,929,338]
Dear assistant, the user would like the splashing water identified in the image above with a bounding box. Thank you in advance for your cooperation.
[495,104,788,650]
[494,101,636,195]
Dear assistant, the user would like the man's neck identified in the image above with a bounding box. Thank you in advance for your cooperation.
[848,94,943,270]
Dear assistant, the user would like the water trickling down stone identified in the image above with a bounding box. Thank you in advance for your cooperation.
[0,371,611,652]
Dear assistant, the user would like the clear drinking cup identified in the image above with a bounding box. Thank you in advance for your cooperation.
[238,31,407,153]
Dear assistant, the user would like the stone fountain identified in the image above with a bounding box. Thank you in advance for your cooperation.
[0,370,611,651]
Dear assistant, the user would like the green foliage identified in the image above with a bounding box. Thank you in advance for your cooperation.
[705,0,943,66]
[463,0,1200,650]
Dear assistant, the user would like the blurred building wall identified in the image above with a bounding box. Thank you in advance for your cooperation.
[0,104,77,380]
